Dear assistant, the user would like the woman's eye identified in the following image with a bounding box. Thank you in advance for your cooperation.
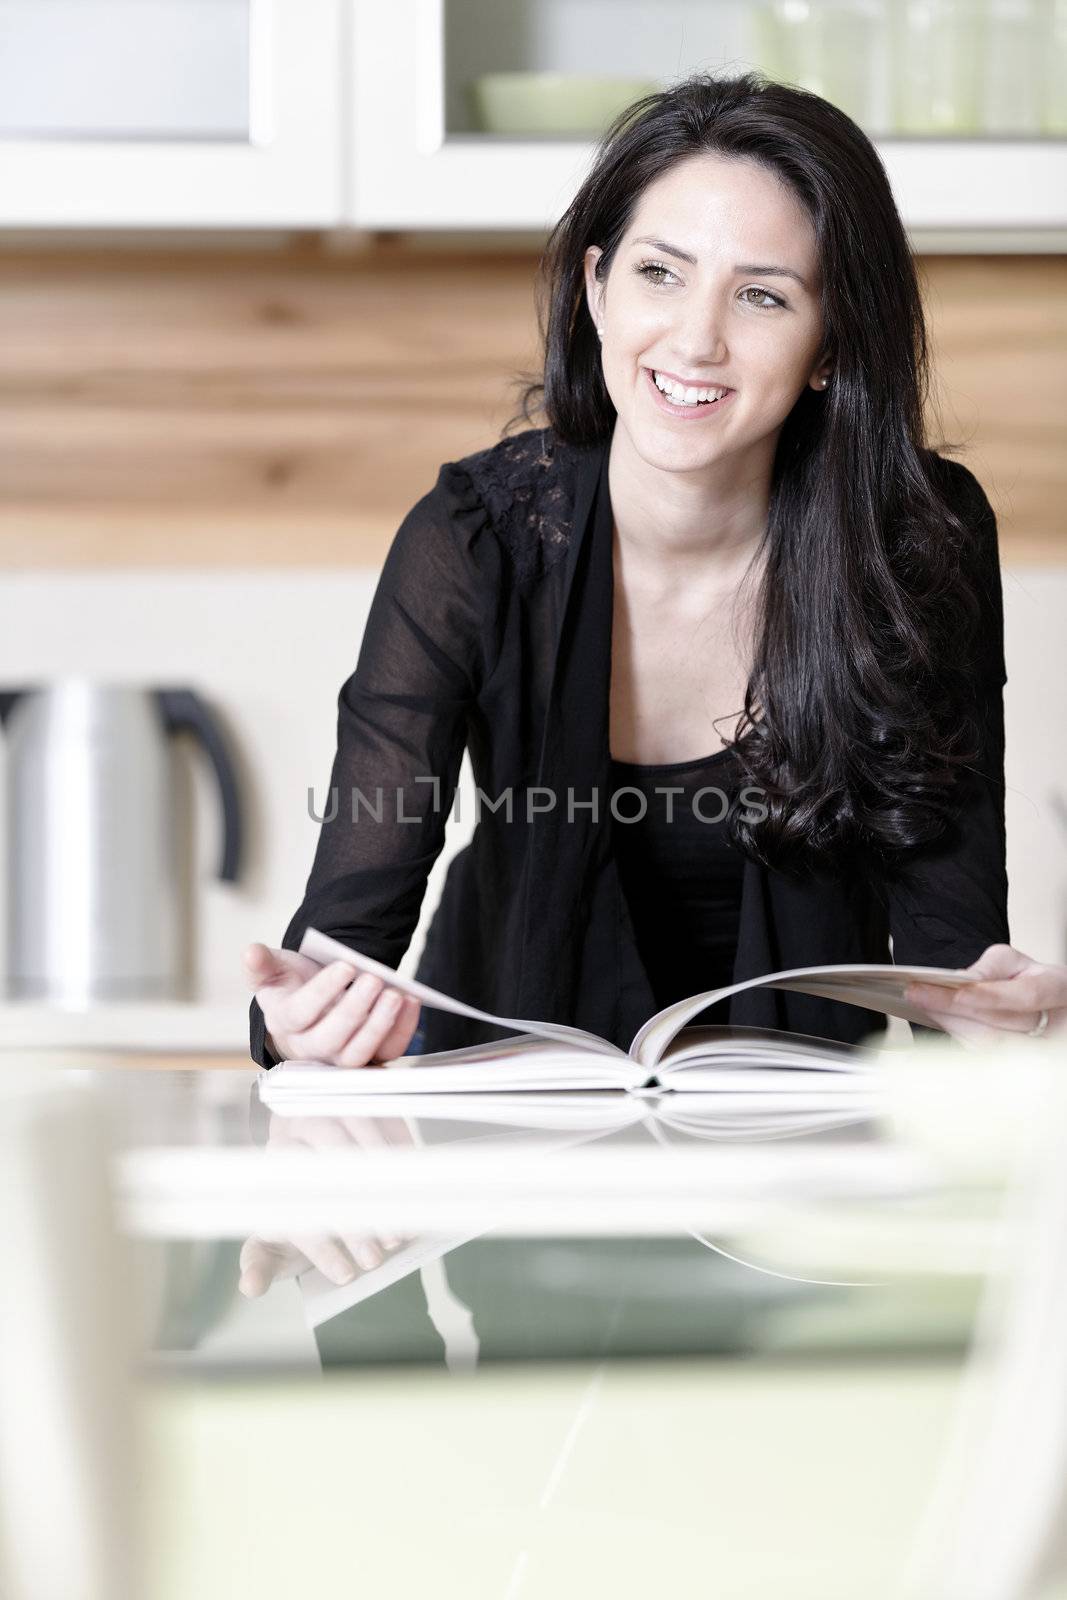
[740,286,785,310]
[635,261,678,287]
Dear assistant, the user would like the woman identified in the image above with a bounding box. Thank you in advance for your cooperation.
[245,71,1064,1069]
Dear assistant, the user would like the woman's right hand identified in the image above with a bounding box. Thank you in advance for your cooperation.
[242,942,422,1067]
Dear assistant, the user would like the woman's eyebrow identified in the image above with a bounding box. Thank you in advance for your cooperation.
[629,235,809,289]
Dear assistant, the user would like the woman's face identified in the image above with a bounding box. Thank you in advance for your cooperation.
[583,151,831,475]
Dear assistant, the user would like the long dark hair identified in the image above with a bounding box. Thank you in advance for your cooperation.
[505,69,992,880]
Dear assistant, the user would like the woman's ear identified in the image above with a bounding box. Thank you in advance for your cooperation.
[809,346,834,390]
[583,245,605,335]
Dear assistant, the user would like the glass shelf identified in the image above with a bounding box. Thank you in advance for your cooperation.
[442,0,1065,143]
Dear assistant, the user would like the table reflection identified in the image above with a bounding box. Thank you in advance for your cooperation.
[95,1067,987,1375]
[244,1092,848,1370]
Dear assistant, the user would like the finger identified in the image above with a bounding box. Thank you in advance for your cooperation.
[332,987,409,1068]
[281,960,366,1036]
[354,1240,385,1271]
[238,1237,305,1297]
[296,973,394,1062]
[907,978,1053,1022]
[962,943,1034,980]
[946,974,1054,1013]
[380,1116,417,1144]
[243,941,284,988]
[334,1234,386,1271]
[370,994,424,1063]
[908,1003,1014,1047]
[290,1234,361,1285]
[243,942,318,992]
[345,1116,394,1146]
[338,1114,418,1151]
[282,1116,361,1150]
[905,981,1001,1016]
[336,1115,417,1153]
[268,1114,373,1150]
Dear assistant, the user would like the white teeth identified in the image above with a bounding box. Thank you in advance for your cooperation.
[652,371,728,405]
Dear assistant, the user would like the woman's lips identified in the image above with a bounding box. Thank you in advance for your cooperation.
[643,365,735,420]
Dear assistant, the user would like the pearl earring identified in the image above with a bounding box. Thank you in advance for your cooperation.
[597,324,604,340]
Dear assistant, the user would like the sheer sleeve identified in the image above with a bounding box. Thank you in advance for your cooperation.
[248,461,501,1067]
[882,460,1010,984]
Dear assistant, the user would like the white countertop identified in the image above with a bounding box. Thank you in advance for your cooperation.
[0,1000,249,1051]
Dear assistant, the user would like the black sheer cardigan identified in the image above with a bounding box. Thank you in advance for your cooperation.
[249,426,1009,1065]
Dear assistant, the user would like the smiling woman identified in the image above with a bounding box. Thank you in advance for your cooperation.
[512,72,996,881]
[247,70,1065,1069]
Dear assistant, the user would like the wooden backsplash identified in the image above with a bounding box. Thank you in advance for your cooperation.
[1,239,1064,566]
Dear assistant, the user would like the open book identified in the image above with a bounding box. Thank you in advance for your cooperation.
[256,926,983,1104]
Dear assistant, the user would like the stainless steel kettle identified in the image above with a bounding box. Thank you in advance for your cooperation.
[0,679,243,1002]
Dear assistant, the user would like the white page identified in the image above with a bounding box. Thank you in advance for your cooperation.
[658,1024,872,1071]
[632,963,985,1069]
[299,927,629,1059]
[261,1051,642,1099]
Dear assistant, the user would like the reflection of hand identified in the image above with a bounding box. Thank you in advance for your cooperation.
[238,1112,417,1299]
[242,942,422,1066]
[904,944,1067,1046]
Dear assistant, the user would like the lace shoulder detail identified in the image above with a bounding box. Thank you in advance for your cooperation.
[447,426,585,586]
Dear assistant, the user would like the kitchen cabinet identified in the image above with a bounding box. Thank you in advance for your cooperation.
[0,0,343,227]
[348,0,1067,244]
[1,0,1064,242]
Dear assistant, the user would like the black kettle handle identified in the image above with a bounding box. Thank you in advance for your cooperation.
[0,689,27,727]
[156,689,243,883]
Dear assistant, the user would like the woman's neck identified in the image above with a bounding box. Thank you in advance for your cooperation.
[608,426,772,590]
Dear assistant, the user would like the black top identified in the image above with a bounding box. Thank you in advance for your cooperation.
[249,426,1009,1065]
[609,744,745,1025]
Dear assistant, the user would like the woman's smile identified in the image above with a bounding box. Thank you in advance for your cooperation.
[642,363,737,420]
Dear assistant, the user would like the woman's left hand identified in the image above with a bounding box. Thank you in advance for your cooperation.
[903,944,1067,1047]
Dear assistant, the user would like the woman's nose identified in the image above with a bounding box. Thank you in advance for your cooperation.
[670,312,728,366]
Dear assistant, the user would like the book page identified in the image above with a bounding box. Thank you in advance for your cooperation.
[299,927,630,1060]
[657,1024,873,1071]
[261,1050,643,1099]
[631,963,985,1070]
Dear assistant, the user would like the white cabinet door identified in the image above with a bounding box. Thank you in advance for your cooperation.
[0,0,343,227]
[348,0,591,230]
[348,0,1067,243]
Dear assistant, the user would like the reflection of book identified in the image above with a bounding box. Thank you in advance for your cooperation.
[290,1090,888,1327]
[258,925,982,1102]
[288,1083,916,1328]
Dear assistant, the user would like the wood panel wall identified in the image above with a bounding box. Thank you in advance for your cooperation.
[1,239,1064,566]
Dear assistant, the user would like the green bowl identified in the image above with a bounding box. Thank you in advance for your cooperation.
[470,73,661,137]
